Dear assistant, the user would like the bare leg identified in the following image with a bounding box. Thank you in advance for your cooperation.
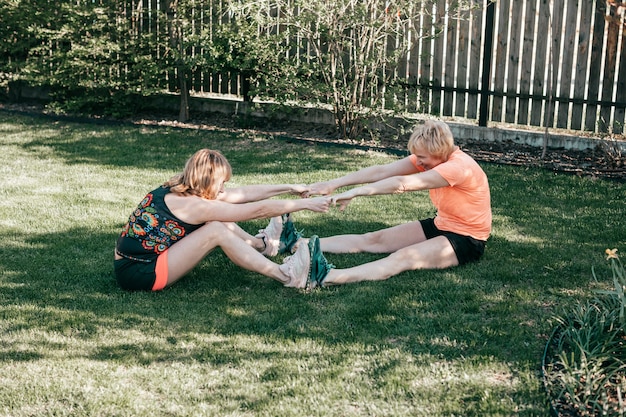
[322,236,458,285]
[165,221,290,287]
[320,221,427,254]
[223,222,265,251]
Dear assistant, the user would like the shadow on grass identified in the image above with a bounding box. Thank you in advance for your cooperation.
[1,109,367,177]
[0,219,573,370]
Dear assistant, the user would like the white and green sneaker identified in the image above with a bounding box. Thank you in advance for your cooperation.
[280,239,311,288]
[278,213,303,255]
[306,235,334,289]
[257,216,284,257]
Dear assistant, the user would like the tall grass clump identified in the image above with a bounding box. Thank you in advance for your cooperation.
[544,249,626,416]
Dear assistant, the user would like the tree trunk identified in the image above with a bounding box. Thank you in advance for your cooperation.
[178,70,189,122]
[241,71,252,103]
[166,0,189,122]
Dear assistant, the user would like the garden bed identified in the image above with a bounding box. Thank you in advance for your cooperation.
[138,111,626,181]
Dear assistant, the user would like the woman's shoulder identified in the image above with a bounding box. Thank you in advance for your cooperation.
[448,148,480,166]
[450,147,467,158]
[435,148,485,182]
[165,191,217,212]
[152,184,170,194]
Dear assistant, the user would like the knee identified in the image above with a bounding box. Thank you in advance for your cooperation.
[362,231,386,251]
[386,248,411,266]
[198,221,231,240]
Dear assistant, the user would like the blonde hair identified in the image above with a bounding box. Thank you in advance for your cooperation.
[164,149,232,200]
[407,120,456,160]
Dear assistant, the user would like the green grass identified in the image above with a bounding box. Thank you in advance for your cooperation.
[0,110,623,416]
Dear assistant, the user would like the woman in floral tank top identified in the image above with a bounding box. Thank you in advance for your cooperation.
[115,149,331,291]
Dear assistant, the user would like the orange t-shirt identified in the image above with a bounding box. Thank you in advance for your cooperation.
[410,149,492,241]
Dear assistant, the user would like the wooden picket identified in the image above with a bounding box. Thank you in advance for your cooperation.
[132,0,626,134]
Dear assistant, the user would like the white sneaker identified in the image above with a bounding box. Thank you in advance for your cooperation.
[257,216,283,257]
[280,239,311,288]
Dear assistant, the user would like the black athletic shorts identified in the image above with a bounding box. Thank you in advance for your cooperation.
[420,218,486,265]
[114,249,169,291]
[114,257,157,291]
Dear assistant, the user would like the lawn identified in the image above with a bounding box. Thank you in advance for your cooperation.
[0,110,623,416]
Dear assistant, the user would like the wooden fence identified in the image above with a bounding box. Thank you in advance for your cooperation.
[138,0,626,134]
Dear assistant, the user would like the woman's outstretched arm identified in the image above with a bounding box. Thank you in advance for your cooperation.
[218,183,307,203]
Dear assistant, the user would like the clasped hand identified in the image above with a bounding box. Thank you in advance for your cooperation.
[301,185,353,212]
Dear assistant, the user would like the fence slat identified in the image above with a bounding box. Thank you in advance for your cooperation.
[466,0,484,120]
[431,0,447,115]
[614,14,626,134]
[491,0,510,123]
[455,4,470,118]
[571,0,593,131]
[530,0,550,126]
[517,0,537,125]
[556,0,578,129]
[544,0,565,129]
[396,4,415,108]
[406,2,420,113]
[418,2,433,114]
[505,1,523,124]
[585,0,605,131]
[600,3,620,132]
[443,0,457,117]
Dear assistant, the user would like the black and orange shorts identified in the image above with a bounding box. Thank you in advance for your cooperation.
[114,250,169,291]
[420,218,486,265]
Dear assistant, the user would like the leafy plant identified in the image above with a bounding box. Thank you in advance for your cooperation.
[544,249,626,416]
[208,20,288,103]
[595,249,626,325]
[17,1,160,117]
[227,0,473,139]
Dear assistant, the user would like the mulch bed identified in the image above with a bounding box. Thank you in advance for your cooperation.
[137,112,626,182]
[457,139,625,181]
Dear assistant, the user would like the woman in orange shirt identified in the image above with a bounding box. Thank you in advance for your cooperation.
[285,120,492,288]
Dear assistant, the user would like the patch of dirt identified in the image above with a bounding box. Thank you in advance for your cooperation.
[456,138,625,180]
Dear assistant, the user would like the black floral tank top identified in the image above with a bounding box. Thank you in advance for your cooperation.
[116,186,202,262]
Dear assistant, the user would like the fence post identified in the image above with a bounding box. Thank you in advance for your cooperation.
[479,0,496,127]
